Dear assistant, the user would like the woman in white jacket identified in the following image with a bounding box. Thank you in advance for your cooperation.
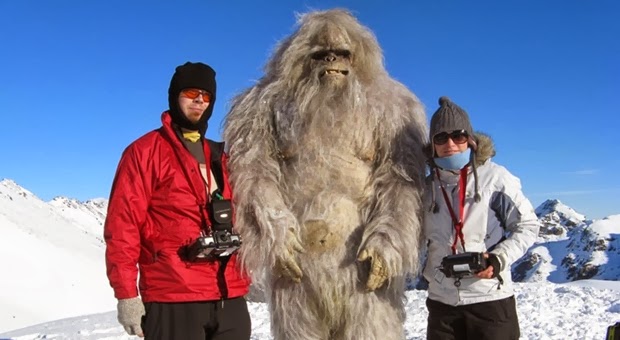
[423,96,540,340]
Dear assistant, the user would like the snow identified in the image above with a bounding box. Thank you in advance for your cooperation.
[1,179,619,339]
[0,179,115,333]
[1,281,619,340]
[536,199,587,225]
[525,245,557,281]
[590,214,620,238]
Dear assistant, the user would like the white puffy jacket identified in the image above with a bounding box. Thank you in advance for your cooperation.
[423,134,540,306]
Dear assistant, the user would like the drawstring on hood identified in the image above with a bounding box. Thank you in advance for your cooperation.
[471,150,481,203]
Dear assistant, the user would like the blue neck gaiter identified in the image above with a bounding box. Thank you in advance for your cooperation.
[434,149,471,171]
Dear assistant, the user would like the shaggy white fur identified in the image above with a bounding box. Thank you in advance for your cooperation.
[224,9,428,340]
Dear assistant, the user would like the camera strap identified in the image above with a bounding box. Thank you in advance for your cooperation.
[436,166,469,254]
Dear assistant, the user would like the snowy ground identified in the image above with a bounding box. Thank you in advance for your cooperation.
[1,280,619,340]
[1,181,618,339]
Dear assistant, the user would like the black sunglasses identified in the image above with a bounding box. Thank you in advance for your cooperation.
[433,130,469,145]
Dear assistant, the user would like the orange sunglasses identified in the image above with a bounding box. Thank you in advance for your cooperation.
[181,88,212,102]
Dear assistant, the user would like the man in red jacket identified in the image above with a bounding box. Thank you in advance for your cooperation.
[104,62,251,340]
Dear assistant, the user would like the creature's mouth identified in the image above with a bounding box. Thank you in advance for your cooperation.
[324,69,349,76]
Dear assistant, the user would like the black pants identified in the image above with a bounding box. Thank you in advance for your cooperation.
[426,296,520,340]
[141,297,251,340]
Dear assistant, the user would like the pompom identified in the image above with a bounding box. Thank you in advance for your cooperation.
[438,96,451,106]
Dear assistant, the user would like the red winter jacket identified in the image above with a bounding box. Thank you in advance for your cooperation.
[104,112,250,302]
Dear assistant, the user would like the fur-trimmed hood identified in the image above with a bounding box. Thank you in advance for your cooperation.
[472,132,496,165]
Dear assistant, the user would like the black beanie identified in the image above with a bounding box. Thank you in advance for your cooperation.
[167,62,217,135]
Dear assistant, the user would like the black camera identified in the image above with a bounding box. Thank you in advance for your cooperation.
[440,252,487,278]
[185,198,242,261]
[186,230,242,260]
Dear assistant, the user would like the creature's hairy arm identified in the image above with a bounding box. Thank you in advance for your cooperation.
[223,87,303,283]
[358,91,428,290]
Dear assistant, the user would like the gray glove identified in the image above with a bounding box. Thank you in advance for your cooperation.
[117,296,145,337]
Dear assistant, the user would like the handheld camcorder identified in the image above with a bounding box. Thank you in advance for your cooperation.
[440,252,487,279]
[185,198,242,261]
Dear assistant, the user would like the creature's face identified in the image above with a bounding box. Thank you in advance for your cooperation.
[301,21,356,90]
[310,49,351,87]
[264,10,388,120]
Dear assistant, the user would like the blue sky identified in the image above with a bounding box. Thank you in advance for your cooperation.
[0,1,618,219]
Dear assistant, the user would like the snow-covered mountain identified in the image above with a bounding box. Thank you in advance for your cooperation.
[1,179,619,339]
[512,199,620,283]
[48,196,108,236]
[0,179,115,333]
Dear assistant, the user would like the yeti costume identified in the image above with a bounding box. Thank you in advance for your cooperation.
[223,9,428,340]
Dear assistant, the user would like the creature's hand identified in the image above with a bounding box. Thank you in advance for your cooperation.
[358,248,389,291]
[274,229,305,283]
[117,296,145,337]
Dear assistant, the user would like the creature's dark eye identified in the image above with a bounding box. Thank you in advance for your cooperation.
[311,51,330,60]
[334,50,351,58]
[311,50,351,61]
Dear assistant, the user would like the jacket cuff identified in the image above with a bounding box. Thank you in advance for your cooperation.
[490,251,507,271]
[114,286,139,300]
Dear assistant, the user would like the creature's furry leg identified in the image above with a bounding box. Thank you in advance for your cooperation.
[340,285,407,340]
[270,280,328,340]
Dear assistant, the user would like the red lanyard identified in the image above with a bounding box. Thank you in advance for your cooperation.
[436,167,469,254]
